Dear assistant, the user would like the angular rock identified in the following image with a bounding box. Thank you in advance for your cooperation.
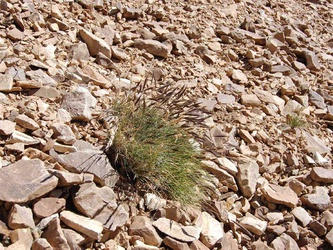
[94,204,129,232]
[189,240,210,250]
[197,212,223,248]
[60,210,103,241]
[163,236,190,250]
[134,39,170,58]
[261,184,298,208]
[309,220,327,237]
[42,217,70,250]
[15,114,39,131]
[270,233,299,250]
[33,197,66,218]
[129,216,162,247]
[326,228,333,246]
[73,182,117,218]
[0,74,13,91]
[0,120,15,135]
[144,193,166,211]
[8,130,40,145]
[0,159,58,203]
[8,204,35,230]
[232,70,248,83]
[60,87,97,122]
[31,238,53,250]
[9,228,33,250]
[202,160,238,191]
[310,167,333,183]
[241,94,261,107]
[303,50,321,71]
[291,207,312,227]
[301,186,330,211]
[153,218,200,242]
[79,28,111,58]
[239,216,267,236]
[237,161,259,198]
[219,231,238,250]
[51,123,76,145]
[70,42,90,61]
[51,170,93,187]
[26,69,58,87]
[50,148,118,187]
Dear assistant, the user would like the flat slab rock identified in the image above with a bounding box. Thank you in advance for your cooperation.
[0,159,58,203]
[261,184,299,208]
[153,217,200,243]
[310,167,333,183]
[50,148,119,187]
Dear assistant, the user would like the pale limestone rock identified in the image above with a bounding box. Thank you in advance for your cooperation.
[15,114,39,131]
[73,182,117,218]
[144,193,166,211]
[31,238,53,250]
[51,123,76,145]
[50,170,93,187]
[270,233,299,250]
[0,159,58,203]
[33,197,66,218]
[53,142,77,153]
[217,157,238,176]
[241,94,261,107]
[79,28,111,58]
[202,160,238,191]
[325,228,333,246]
[42,217,70,250]
[60,87,97,122]
[0,74,13,91]
[261,184,298,208]
[8,130,40,145]
[301,186,330,211]
[9,228,33,250]
[153,218,200,242]
[232,69,248,83]
[197,212,223,248]
[60,210,103,241]
[239,216,267,236]
[163,236,190,250]
[8,204,35,229]
[134,39,170,58]
[237,161,259,198]
[310,167,333,183]
[0,120,15,135]
[292,207,312,227]
[129,216,162,246]
[70,42,90,61]
[50,148,119,187]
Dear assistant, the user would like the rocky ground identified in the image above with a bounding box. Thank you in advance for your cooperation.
[0,0,333,249]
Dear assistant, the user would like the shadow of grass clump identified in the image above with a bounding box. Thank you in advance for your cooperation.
[105,97,210,206]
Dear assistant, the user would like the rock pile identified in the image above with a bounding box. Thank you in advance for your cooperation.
[0,0,332,249]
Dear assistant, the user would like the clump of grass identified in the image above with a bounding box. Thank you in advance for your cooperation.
[105,97,209,206]
[286,113,306,129]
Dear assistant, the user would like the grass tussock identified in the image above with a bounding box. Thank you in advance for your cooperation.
[286,113,307,129]
[105,97,209,206]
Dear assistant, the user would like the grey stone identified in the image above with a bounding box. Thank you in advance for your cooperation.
[0,159,58,203]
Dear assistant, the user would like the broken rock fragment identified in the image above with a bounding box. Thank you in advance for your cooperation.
[134,39,170,58]
[301,186,330,211]
[261,184,298,208]
[79,28,111,58]
[0,159,58,203]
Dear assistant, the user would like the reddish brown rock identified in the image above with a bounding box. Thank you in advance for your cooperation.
[33,197,66,218]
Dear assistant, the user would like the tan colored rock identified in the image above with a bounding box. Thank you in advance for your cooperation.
[197,212,223,248]
[153,218,200,242]
[310,167,333,183]
[134,39,170,58]
[42,217,70,250]
[270,233,299,250]
[202,160,238,191]
[144,193,166,211]
[239,216,267,236]
[129,216,162,246]
[31,238,53,250]
[241,94,261,107]
[60,210,103,241]
[303,50,321,71]
[232,70,248,83]
[189,240,210,250]
[0,74,13,91]
[94,204,129,231]
[291,207,312,227]
[15,114,39,131]
[326,228,333,246]
[33,197,66,218]
[163,236,190,250]
[32,86,61,99]
[301,186,330,211]
[8,130,40,145]
[0,120,15,135]
[0,159,58,203]
[10,228,33,249]
[8,204,35,229]
[62,228,85,249]
[79,28,111,58]
[73,182,117,218]
[61,87,97,122]
[219,231,238,250]
[237,161,259,198]
[51,123,76,145]
[51,170,93,186]
[261,184,298,208]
